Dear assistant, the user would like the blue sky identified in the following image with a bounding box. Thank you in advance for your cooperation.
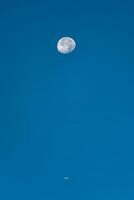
[0,0,134,199]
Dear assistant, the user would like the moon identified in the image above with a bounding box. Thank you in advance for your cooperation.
[64,176,72,180]
[64,177,69,180]
[57,37,76,54]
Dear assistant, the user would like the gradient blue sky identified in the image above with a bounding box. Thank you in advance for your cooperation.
[0,0,134,199]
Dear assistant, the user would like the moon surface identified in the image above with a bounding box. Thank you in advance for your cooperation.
[57,37,76,54]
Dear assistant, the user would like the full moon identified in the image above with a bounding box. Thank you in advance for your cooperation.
[57,37,76,54]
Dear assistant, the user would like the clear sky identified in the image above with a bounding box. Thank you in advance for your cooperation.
[0,0,134,199]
